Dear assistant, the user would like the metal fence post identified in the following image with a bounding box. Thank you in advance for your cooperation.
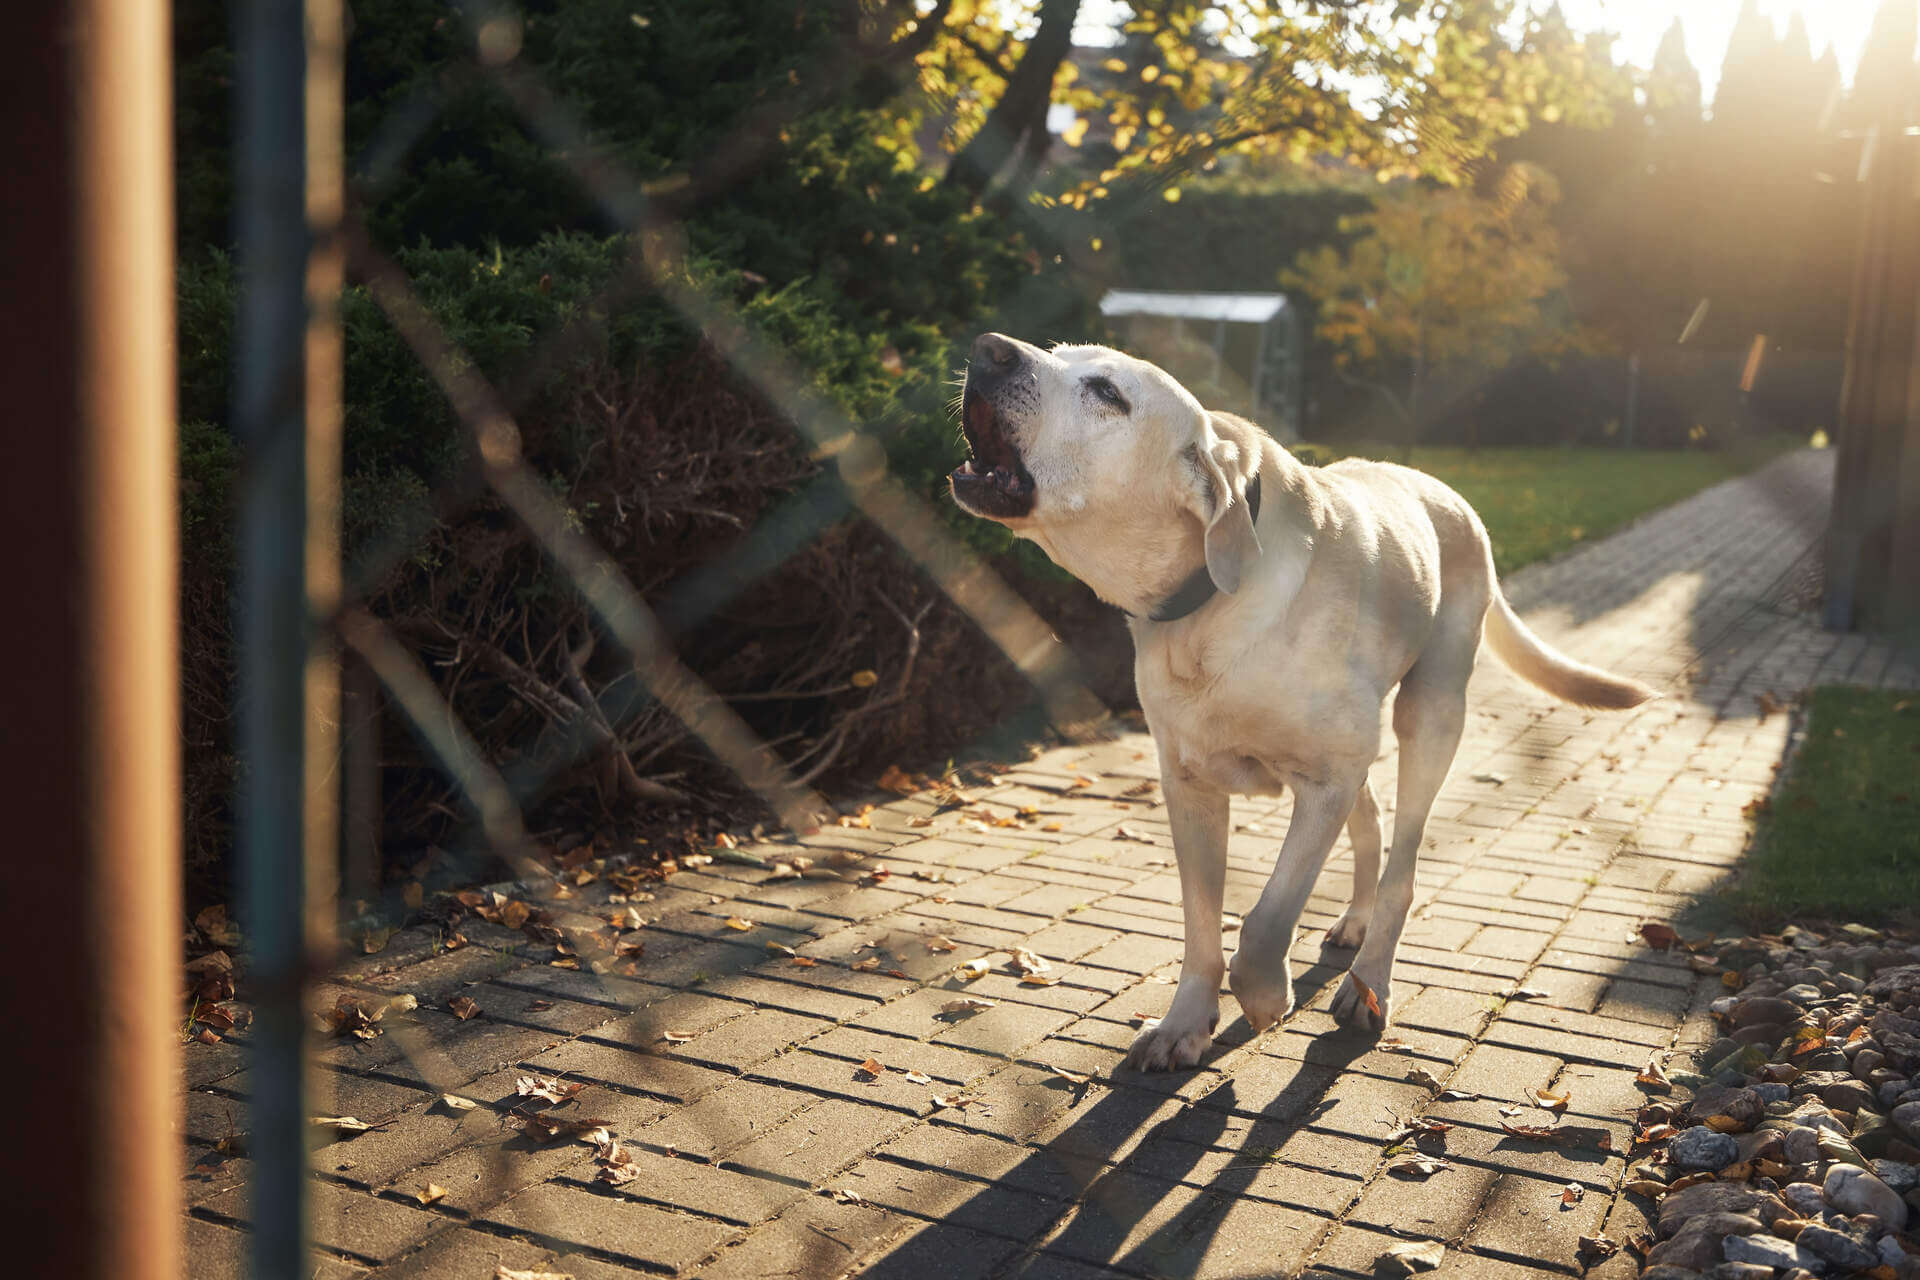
[235,0,345,1273]
[0,0,182,1275]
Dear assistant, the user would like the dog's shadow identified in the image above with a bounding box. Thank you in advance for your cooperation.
[859,963,1375,1279]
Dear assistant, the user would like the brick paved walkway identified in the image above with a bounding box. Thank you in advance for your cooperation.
[183,449,1919,1279]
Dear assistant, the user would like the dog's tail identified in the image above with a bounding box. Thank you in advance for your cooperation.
[1482,588,1659,710]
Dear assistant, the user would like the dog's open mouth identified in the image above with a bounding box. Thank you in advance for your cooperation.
[950,388,1035,519]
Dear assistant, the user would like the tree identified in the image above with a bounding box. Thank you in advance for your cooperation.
[911,0,1617,202]
[1282,165,1575,455]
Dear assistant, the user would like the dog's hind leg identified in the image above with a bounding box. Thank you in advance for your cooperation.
[1229,772,1362,1033]
[1125,771,1227,1072]
[1326,777,1381,949]
[1330,623,1476,1032]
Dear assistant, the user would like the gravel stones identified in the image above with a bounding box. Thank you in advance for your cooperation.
[1785,1125,1823,1165]
[1824,1162,1909,1229]
[1782,1182,1826,1217]
[1693,1084,1764,1129]
[1672,1126,1741,1171]
[1658,1183,1787,1237]
[1796,1222,1878,1272]
[1732,995,1801,1028]
[1720,1232,1821,1271]
[1896,1100,1920,1142]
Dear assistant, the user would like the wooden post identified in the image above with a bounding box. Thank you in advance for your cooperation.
[0,1,183,1275]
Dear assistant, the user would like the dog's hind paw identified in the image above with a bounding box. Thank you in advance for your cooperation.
[1329,970,1390,1032]
[1325,909,1369,949]
[1123,1014,1215,1072]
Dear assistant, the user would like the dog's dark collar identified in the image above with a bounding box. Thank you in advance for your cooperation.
[1140,473,1262,623]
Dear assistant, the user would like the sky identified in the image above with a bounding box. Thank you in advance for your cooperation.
[1555,0,1882,100]
[1072,1,1890,106]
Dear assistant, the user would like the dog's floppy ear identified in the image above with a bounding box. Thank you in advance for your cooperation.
[1187,418,1263,595]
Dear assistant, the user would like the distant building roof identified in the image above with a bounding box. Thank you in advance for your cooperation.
[1099,290,1290,324]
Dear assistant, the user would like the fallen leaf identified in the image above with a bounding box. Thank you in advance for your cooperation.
[1406,1067,1444,1090]
[856,1057,886,1080]
[925,935,958,954]
[1703,1114,1744,1133]
[1008,947,1051,976]
[1560,1182,1583,1207]
[1635,1059,1671,1092]
[828,1187,871,1206]
[1498,1104,1525,1118]
[851,957,880,972]
[724,916,754,932]
[1046,1064,1091,1086]
[498,900,531,930]
[1576,1234,1618,1263]
[877,764,918,794]
[520,1111,611,1143]
[1530,1087,1570,1113]
[1388,1156,1453,1178]
[195,904,243,947]
[790,956,817,968]
[903,1070,933,1085]
[1499,1121,1612,1151]
[610,905,644,931]
[415,1183,448,1206]
[497,1269,575,1280]
[1019,973,1062,987]
[940,998,995,1016]
[448,995,481,1021]
[311,1115,379,1135]
[438,1094,477,1113]
[1638,922,1680,951]
[951,958,992,982]
[1436,1088,1480,1102]
[597,1162,637,1186]
[1380,1239,1444,1275]
[766,940,797,958]
[514,1075,586,1105]
[1507,986,1552,1001]
[661,1031,695,1044]
[1623,1179,1668,1198]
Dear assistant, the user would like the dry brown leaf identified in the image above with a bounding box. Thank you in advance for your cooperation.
[1406,1067,1444,1091]
[1008,947,1051,976]
[1576,1235,1619,1264]
[1560,1183,1583,1207]
[1635,1059,1671,1092]
[499,900,532,930]
[1020,973,1062,987]
[311,1115,379,1135]
[1623,1179,1668,1198]
[1638,921,1680,951]
[940,997,995,1016]
[1436,1088,1480,1102]
[789,955,817,968]
[765,940,797,958]
[438,1094,477,1113]
[828,1187,871,1206]
[1388,1156,1453,1178]
[855,1057,886,1080]
[925,935,958,954]
[1702,1114,1744,1133]
[1046,1064,1091,1086]
[498,1269,575,1280]
[1379,1240,1444,1275]
[724,916,754,932]
[876,764,918,794]
[903,1069,932,1085]
[195,904,243,947]
[611,905,644,931]
[661,1030,695,1044]
[1042,821,1064,832]
[951,958,992,982]
[514,1074,586,1105]
[851,957,880,972]
[1530,1087,1570,1113]
[415,1183,449,1206]
[448,995,481,1021]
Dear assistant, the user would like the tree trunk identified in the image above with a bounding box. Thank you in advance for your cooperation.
[946,0,1081,196]
[1402,348,1425,463]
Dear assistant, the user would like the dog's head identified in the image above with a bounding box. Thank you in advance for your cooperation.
[950,333,1264,608]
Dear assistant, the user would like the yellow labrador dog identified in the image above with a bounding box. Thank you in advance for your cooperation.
[950,333,1655,1071]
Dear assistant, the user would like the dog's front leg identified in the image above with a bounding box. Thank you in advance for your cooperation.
[1229,774,1359,1033]
[1123,771,1227,1072]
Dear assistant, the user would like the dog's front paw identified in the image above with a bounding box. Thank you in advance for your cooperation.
[1123,1013,1215,1072]
[1228,955,1293,1033]
[1329,970,1390,1032]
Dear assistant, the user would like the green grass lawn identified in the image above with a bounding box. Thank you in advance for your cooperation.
[1326,438,1802,577]
[1730,687,1920,925]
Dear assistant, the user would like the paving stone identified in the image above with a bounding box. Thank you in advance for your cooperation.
[637,1077,817,1159]
[722,1096,915,1185]
[836,1154,1067,1242]
[360,1224,553,1278]
[693,1193,896,1280]
[1464,1170,1613,1272]
[483,1181,736,1270]
[200,1178,443,1264]
[182,1215,369,1280]
[588,1148,804,1225]
[519,1039,733,1103]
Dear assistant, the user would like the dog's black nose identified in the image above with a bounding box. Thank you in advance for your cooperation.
[971,332,1021,373]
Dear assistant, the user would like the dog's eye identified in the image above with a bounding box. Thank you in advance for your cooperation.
[1085,376,1129,413]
